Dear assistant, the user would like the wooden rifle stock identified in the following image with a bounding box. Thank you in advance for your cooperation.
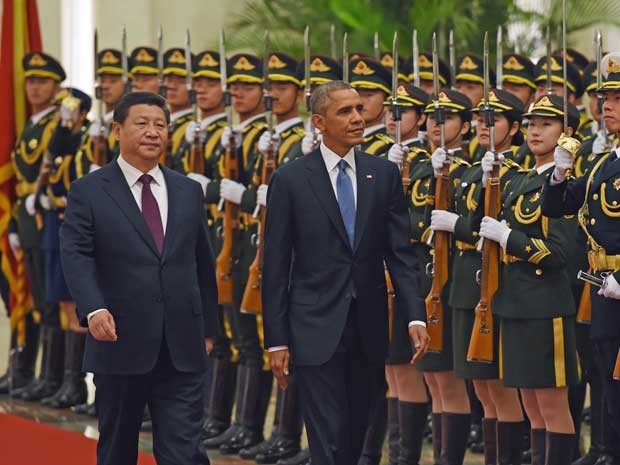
[576,281,592,324]
[216,137,239,305]
[467,163,500,363]
[425,161,450,353]
[241,144,277,314]
[92,131,109,167]
[614,349,620,380]
[188,130,205,174]
[34,150,53,231]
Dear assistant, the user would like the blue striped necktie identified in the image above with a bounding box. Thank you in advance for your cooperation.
[337,159,355,246]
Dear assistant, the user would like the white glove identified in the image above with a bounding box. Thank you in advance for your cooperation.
[8,233,21,256]
[60,104,80,127]
[551,145,573,183]
[220,126,242,151]
[257,131,281,156]
[89,163,101,173]
[479,217,511,249]
[430,210,459,233]
[184,121,207,145]
[599,274,620,300]
[25,194,36,216]
[220,178,246,205]
[388,144,408,167]
[481,151,505,186]
[302,131,321,155]
[187,172,211,195]
[39,195,51,211]
[592,131,608,155]
[431,148,448,178]
[88,120,109,139]
[257,184,268,207]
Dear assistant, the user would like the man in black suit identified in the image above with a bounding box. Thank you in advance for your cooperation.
[60,92,217,465]
[262,81,429,465]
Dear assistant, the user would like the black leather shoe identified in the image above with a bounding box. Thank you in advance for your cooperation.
[255,436,301,464]
[573,452,603,465]
[203,424,242,449]
[276,448,311,465]
[219,425,263,454]
[201,417,230,439]
[239,434,280,460]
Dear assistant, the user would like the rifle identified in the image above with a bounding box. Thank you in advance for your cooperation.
[121,26,129,95]
[242,31,274,314]
[468,32,497,363]
[496,26,503,90]
[412,29,420,87]
[449,30,456,90]
[215,30,239,306]
[595,30,609,152]
[330,24,337,60]
[424,33,449,353]
[186,29,204,174]
[92,29,108,167]
[157,25,165,97]
[342,32,350,84]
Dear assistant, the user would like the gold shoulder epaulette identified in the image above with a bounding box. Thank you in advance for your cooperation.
[503,159,520,169]
[376,133,395,145]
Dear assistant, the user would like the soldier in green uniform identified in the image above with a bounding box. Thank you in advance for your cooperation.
[411,52,452,96]
[238,51,306,465]
[8,53,65,402]
[479,94,582,465]
[204,53,271,456]
[379,51,409,86]
[418,89,472,465]
[542,53,620,465]
[129,46,160,93]
[36,88,92,410]
[383,84,432,465]
[74,49,126,175]
[554,48,593,138]
[161,47,194,170]
[434,89,526,465]
[501,53,537,109]
[349,57,394,157]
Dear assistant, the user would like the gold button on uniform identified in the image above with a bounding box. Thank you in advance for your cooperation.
[590,218,596,225]
[593,193,599,200]
[535,269,543,276]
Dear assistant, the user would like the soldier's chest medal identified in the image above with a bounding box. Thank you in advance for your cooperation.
[28,138,38,150]
[613,178,620,191]
[530,192,540,203]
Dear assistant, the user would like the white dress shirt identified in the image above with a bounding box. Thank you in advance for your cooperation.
[87,155,169,322]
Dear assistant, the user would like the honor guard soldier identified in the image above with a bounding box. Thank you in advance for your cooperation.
[500,53,537,109]
[542,53,620,463]
[161,47,194,170]
[479,94,582,465]
[349,57,394,156]
[7,53,65,402]
[238,51,305,465]
[555,48,593,137]
[37,88,92,409]
[129,46,160,93]
[410,52,452,96]
[205,52,272,455]
[379,51,409,86]
[74,49,125,175]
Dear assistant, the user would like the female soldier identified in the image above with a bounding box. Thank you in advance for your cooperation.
[478,94,581,465]
[383,84,431,465]
[431,88,526,464]
[415,89,471,465]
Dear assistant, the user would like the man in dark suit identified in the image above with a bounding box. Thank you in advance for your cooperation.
[262,81,429,465]
[60,92,217,465]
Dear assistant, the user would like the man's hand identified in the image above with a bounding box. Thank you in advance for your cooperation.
[205,337,214,355]
[409,325,430,364]
[268,348,290,390]
[599,274,620,300]
[88,310,118,342]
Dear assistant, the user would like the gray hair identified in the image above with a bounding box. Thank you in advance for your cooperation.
[310,80,353,115]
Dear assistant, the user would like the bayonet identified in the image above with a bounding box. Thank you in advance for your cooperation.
[412,29,420,87]
[330,24,337,59]
[121,26,129,94]
[496,26,503,90]
[94,29,103,124]
[483,32,495,154]
[546,26,553,96]
[219,30,232,128]
[432,32,446,150]
[449,29,456,90]
[595,29,608,150]
[184,29,195,112]
[391,32,401,145]
[374,32,380,61]
[262,31,273,135]
[304,26,311,113]
[342,32,350,83]
[561,0,568,132]
[157,25,164,96]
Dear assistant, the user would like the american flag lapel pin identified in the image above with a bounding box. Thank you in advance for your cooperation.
[366,174,373,180]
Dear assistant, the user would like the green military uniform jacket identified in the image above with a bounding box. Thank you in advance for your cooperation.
[74,112,120,178]
[166,109,194,173]
[360,124,393,157]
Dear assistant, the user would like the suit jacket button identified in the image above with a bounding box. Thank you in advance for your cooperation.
[155,296,162,302]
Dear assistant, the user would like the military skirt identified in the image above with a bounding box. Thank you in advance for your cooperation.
[452,308,500,380]
[416,300,454,372]
[500,315,580,389]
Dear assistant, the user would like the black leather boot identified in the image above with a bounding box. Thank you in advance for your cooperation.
[15,326,64,401]
[482,418,497,465]
[497,421,524,465]
[398,401,428,465]
[202,358,238,439]
[0,318,39,394]
[386,397,400,465]
[530,429,546,465]
[546,432,575,465]
[432,413,442,465]
[42,331,87,408]
[240,382,283,461]
[440,413,471,465]
[277,448,311,465]
[358,385,388,465]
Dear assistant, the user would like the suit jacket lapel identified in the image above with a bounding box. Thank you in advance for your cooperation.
[161,167,181,262]
[353,151,374,253]
[100,162,160,257]
[306,149,351,249]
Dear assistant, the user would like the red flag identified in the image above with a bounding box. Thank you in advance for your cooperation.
[0,0,43,344]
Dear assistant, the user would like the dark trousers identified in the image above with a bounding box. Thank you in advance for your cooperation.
[296,302,384,465]
[23,246,59,327]
[593,337,620,439]
[94,341,209,465]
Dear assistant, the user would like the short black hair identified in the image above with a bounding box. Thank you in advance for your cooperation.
[310,80,354,115]
[113,91,170,124]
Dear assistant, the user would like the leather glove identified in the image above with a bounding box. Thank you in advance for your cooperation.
[430,210,459,233]
[8,233,21,256]
[592,131,609,155]
[220,178,246,204]
[187,173,211,196]
[257,184,268,207]
[479,217,511,249]
[89,164,101,173]
[25,194,36,216]
[220,126,242,151]
[301,131,321,155]
[257,131,281,156]
[551,145,573,183]
[431,147,448,178]
[388,144,408,167]
[599,274,620,300]
[481,151,505,186]
[88,120,109,139]
[184,121,207,145]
